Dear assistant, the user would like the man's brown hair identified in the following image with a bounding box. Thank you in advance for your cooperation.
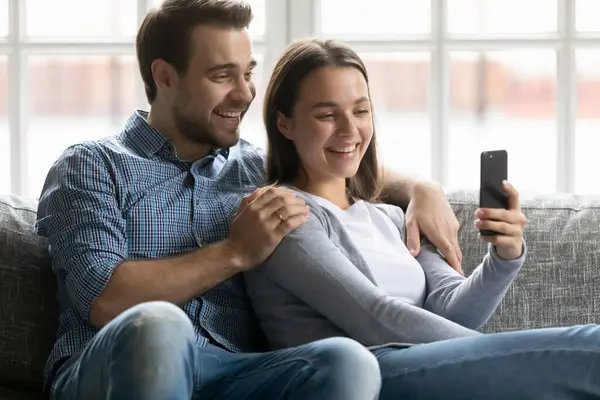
[136,0,253,103]
[263,38,383,202]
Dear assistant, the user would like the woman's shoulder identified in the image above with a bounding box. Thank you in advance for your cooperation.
[276,184,332,228]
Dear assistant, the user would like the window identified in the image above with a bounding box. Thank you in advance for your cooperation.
[0,55,8,194]
[3,0,600,196]
[575,50,600,193]
[313,0,600,193]
[2,0,269,197]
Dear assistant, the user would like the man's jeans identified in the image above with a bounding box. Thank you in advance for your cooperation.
[51,301,600,400]
[50,301,381,400]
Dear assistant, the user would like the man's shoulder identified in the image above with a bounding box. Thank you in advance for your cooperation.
[235,138,266,163]
[54,135,129,166]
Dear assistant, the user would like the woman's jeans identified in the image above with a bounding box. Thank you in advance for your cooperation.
[51,301,600,400]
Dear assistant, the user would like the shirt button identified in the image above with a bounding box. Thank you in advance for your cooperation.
[195,199,200,206]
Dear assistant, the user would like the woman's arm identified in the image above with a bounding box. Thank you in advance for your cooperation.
[247,213,480,347]
[417,239,526,329]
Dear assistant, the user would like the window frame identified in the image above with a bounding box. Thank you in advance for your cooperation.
[1,0,280,196]
[298,0,600,193]
[2,0,600,195]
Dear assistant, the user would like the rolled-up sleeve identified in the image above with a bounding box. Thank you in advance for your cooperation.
[36,143,127,323]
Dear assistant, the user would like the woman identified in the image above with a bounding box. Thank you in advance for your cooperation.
[244,38,600,399]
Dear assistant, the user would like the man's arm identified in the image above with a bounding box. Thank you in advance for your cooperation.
[88,243,243,328]
[36,144,307,329]
[380,168,464,274]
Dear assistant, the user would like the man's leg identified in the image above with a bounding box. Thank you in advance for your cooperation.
[374,324,600,400]
[194,337,381,400]
[50,301,196,400]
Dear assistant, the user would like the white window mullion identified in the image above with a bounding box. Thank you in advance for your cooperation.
[136,0,149,109]
[556,0,576,193]
[263,0,288,76]
[430,0,448,185]
[8,0,26,196]
[288,0,316,42]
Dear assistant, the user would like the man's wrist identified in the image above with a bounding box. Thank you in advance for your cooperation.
[207,239,249,273]
[412,179,444,199]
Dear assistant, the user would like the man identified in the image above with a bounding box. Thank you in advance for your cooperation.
[36,0,462,398]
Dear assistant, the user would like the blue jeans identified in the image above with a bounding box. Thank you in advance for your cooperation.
[50,301,381,400]
[374,324,600,399]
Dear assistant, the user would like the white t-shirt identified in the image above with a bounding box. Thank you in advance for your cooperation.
[304,194,427,307]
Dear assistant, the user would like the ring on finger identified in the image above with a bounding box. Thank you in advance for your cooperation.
[276,211,285,222]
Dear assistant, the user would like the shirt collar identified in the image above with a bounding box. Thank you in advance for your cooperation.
[121,109,230,160]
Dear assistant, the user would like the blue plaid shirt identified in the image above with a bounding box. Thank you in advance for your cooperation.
[36,110,267,391]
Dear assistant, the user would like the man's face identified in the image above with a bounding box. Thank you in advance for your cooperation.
[170,25,256,149]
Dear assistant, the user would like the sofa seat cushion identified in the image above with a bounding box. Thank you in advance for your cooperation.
[0,194,57,392]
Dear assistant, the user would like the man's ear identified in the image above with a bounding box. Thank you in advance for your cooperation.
[276,111,294,140]
[152,59,177,93]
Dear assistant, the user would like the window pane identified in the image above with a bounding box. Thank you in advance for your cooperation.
[239,53,266,148]
[148,0,265,38]
[362,53,431,179]
[26,55,138,197]
[575,51,600,193]
[320,0,430,36]
[576,0,600,33]
[0,55,8,194]
[448,50,557,193]
[25,0,137,40]
[448,0,557,35]
[0,0,7,38]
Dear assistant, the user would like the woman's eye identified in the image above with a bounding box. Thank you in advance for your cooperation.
[355,109,370,115]
[317,114,335,120]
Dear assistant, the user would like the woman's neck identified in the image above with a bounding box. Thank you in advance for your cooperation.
[294,174,350,210]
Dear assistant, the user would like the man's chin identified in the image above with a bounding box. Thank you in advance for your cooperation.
[214,129,241,149]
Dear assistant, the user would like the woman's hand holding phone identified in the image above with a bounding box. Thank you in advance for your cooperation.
[474,181,527,260]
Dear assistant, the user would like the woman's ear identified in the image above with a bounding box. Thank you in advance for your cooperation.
[276,111,294,140]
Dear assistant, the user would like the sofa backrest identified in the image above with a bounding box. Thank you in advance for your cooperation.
[0,194,57,392]
[448,190,600,333]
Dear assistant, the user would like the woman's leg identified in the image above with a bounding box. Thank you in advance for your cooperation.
[373,324,600,400]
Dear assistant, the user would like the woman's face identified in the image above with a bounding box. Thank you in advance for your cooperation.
[277,66,374,185]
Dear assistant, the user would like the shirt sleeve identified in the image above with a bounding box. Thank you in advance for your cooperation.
[247,212,481,347]
[418,239,526,330]
[35,143,127,323]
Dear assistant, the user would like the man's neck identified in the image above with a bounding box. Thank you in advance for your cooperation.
[146,108,213,161]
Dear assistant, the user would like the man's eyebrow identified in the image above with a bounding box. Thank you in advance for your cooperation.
[312,96,369,109]
[206,59,258,73]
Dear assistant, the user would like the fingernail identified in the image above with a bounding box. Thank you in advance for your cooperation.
[475,209,483,217]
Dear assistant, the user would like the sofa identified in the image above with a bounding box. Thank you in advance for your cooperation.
[2,189,600,399]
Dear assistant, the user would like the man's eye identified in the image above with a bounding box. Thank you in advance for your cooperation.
[317,114,334,120]
[355,109,370,115]
[244,71,254,81]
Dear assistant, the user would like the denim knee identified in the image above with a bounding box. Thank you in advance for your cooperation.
[312,337,382,399]
[109,301,196,381]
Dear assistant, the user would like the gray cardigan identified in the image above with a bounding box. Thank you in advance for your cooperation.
[244,191,526,350]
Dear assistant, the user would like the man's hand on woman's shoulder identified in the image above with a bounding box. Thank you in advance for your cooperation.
[405,181,464,275]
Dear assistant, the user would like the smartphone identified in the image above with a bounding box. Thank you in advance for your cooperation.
[479,150,508,236]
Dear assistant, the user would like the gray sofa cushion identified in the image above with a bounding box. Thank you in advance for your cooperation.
[0,194,57,392]
[448,190,600,333]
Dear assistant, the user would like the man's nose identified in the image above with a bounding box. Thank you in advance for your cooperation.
[231,78,254,103]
